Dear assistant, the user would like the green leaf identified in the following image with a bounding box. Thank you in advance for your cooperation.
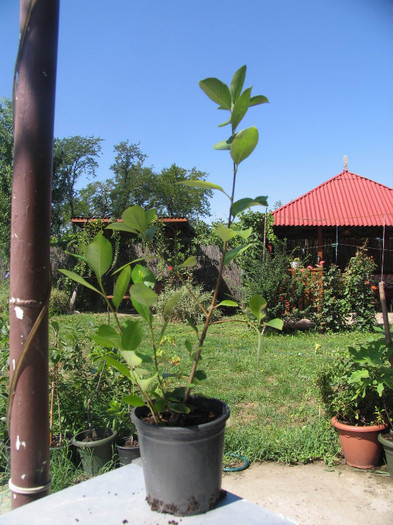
[65,250,88,264]
[91,324,120,348]
[121,394,145,407]
[121,206,156,235]
[168,402,191,414]
[58,269,103,296]
[265,318,284,331]
[349,370,369,383]
[249,294,267,322]
[230,65,247,104]
[231,196,268,217]
[217,300,239,307]
[105,222,137,233]
[121,320,143,350]
[218,118,231,128]
[184,339,193,353]
[213,138,232,150]
[138,376,156,393]
[85,233,112,278]
[154,398,167,413]
[131,298,152,324]
[230,127,259,165]
[236,227,253,240]
[163,291,183,317]
[112,265,131,310]
[129,282,157,308]
[105,356,131,380]
[120,350,143,368]
[180,255,197,268]
[178,180,226,193]
[249,95,269,107]
[223,244,252,265]
[215,223,238,243]
[199,77,231,109]
[187,318,199,335]
[231,87,251,131]
[131,264,155,289]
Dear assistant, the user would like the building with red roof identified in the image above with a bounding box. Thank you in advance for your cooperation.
[272,169,393,274]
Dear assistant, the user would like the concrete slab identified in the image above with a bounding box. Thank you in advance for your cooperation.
[0,464,295,524]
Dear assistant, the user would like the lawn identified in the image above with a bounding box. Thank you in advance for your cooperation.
[0,312,376,493]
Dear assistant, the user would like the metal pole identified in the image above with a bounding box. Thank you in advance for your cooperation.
[9,0,59,508]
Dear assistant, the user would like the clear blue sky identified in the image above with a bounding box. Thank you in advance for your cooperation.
[1,0,393,220]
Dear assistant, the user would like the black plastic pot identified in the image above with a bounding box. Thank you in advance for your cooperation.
[116,437,140,466]
[71,428,117,476]
[132,397,230,517]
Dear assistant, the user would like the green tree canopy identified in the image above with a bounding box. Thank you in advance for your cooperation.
[52,135,102,235]
[109,141,154,216]
[151,164,212,220]
[0,98,14,259]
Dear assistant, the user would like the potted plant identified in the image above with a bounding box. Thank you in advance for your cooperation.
[60,65,283,516]
[378,429,393,476]
[317,334,393,469]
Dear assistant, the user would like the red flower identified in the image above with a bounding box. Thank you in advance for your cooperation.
[168,266,173,270]
[371,285,377,291]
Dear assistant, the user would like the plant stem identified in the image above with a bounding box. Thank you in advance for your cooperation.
[184,154,239,401]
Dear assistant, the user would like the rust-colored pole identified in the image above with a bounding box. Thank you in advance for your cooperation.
[9,0,59,508]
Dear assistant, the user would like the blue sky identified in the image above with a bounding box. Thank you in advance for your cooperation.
[1,0,393,220]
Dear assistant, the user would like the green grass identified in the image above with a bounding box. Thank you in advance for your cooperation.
[0,311,377,496]
[48,314,373,466]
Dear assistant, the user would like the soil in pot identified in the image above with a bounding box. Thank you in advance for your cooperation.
[116,436,140,466]
[72,428,117,476]
[132,396,230,517]
[332,416,386,469]
[378,430,393,476]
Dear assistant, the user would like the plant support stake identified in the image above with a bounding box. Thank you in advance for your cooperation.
[9,0,59,508]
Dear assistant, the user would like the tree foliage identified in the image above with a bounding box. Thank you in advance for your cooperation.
[0,98,13,259]
[151,164,212,220]
[52,136,103,235]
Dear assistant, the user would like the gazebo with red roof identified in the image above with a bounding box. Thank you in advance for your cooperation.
[272,169,393,274]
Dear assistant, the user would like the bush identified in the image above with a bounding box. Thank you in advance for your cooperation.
[50,288,70,315]
[154,284,221,324]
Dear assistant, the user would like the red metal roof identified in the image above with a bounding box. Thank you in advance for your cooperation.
[272,170,393,227]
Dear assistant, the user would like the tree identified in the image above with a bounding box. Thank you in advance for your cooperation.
[78,180,114,217]
[0,98,14,260]
[109,141,154,216]
[152,164,212,220]
[52,136,102,235]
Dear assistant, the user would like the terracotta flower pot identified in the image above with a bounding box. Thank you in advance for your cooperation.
[331,416,387,469]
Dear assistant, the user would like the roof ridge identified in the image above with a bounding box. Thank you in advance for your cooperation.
[273,170,393,215]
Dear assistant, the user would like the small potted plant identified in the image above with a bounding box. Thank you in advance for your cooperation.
[61,65,283,516]
[316,334,393,469]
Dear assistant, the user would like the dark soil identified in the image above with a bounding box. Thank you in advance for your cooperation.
[142,406,217,427]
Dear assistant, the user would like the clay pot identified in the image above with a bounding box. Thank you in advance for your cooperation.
[331,416,387,469]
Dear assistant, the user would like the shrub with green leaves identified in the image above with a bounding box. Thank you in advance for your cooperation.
[60,66,283,425]
[49,288,70,315]
[316,334,393,425]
